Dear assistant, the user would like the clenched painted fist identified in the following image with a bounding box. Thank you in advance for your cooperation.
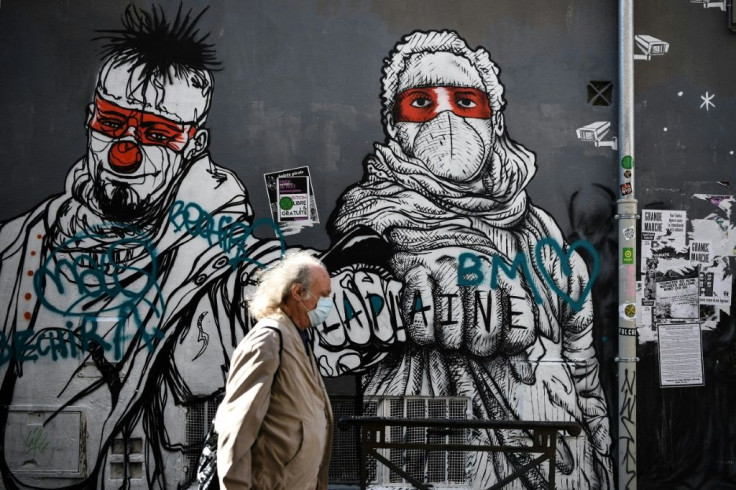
[312,265,405,377]
[388,246,547,384]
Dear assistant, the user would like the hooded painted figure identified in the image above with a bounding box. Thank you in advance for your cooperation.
[326,31,614,489]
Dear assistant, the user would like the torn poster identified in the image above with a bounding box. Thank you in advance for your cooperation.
[654,263,699,322]
[699,303,720,331]
[636,280,655,343]
[689,194,735,258]
[687,192,734,315]
[658,322,705,387]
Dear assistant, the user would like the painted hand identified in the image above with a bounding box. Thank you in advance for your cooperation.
[388,247,543,384]
[312,265,405,377]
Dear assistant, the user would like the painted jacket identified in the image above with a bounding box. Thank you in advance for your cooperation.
[216,313,333,490]
[0,155,284,488]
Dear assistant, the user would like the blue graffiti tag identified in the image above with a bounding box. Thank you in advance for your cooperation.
[534,238,599,311]
[457,239,599,311]
[34,231,163,317]
[0,316,150,366]
[31,227,165,354]
[168,200,286,268]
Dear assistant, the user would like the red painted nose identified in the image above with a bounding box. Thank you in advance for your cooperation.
[108,141,143,174]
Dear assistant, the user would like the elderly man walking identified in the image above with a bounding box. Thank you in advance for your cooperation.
[216,252,334,489]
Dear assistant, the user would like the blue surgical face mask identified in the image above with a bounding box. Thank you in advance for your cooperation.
[307,296,333,327]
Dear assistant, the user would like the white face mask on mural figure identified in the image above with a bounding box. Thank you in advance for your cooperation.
[388,52,497,184]
[79,59,212,222]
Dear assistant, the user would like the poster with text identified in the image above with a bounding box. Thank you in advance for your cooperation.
[263,166,320,224]
[641,209,688,273]
[654,264,699,322]
[657,322,705,387]
[277,176,310,221]
[698,256,732,308]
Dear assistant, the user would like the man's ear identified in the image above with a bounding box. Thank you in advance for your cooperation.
[186,128,209,160]
[385,113,398,139]
[193,128,209,154]
[290,282,306,301]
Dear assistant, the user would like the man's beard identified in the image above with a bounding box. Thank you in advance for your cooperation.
[92,178,155,223]
[71,164,163,226]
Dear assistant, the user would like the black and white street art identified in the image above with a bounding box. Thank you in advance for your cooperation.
[0,6,614,490]
[318,30,613,489]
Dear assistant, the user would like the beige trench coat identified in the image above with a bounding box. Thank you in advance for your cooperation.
[215,313,333,489]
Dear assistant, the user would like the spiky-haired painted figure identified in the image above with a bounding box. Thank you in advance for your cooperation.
[0,5,282,488]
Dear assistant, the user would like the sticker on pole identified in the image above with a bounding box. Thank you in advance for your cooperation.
[619,303,636,319]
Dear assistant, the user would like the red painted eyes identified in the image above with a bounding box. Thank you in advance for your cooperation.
[394,86,492,123]
[89,95,196,151]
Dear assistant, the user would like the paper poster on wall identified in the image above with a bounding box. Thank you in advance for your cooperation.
[688,193,735,258]
[642,257,658,307]
[263,166,320,234]
[277,176,310,221]
[654,264,699,322]
[689,240,712,264]
[636,280,655,342]
[684,187,735,327]
[698,256,732,306]
[641,209,688,272]
[657,322,705,387]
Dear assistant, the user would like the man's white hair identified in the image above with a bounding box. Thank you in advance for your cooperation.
[248,250,326,320]
[381,30,505,129]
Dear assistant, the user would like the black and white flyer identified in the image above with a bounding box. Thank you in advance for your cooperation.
[640,209,688,273]
[263,166,321,234]
[657,322,705,387]
[654,263,699,322]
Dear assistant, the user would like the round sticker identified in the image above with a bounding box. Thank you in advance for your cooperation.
[624,304,636,318]
[619,303,636,319]
[279,197,294,210]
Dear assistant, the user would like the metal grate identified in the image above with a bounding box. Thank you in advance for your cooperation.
[328,396,361,483]
[184,397,221,482]
[373,396,471,487]
[328,396,380,484]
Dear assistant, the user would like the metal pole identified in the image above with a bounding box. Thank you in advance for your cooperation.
[617,0,638,489]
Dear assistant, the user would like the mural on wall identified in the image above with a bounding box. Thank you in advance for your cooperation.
[0,4,618,490]
[0,6,286,488]
[317,30,614,489]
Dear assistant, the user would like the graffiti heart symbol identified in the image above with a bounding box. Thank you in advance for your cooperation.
[533,238,599,312]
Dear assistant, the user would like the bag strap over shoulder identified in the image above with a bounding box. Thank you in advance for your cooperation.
[256,318,283,362]
[262,325,283,371]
